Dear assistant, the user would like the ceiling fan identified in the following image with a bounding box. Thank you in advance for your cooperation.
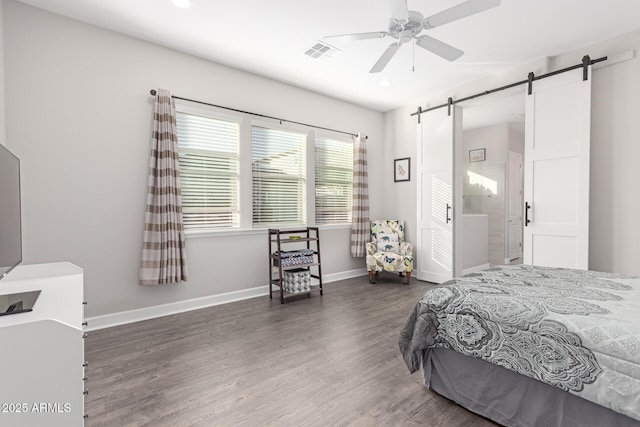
[324,0,501,73]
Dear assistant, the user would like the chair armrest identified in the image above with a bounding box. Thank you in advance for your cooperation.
[400,241,413,257]
[366,242,377,256]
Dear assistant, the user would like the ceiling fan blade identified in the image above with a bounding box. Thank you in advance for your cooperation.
[369,43,402,73]
[324,31,388,42]
[423,0,501,29]
[415,35,464,61]
[389,0,409,21]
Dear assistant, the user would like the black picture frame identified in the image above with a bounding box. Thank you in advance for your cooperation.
[394,157,410,182]
[469,148,486,162]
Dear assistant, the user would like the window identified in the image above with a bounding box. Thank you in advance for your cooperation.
[315,136,353,224]
[175,110,240,230]
[175,108,353,232]
[252,126,306,227]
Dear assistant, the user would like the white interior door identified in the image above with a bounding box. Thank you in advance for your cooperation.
[508,151,523,260]
[523,67,591,269]
[416,106,463,283]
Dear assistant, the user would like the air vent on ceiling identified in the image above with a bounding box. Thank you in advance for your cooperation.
[304,41,341,60]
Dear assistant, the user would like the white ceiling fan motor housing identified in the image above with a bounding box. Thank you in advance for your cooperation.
[389,11,424,43]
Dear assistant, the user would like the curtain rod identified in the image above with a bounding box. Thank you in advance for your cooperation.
[149,90,365,139]
[410,55,607,118]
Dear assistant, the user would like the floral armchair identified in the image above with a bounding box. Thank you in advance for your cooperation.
[366,220,413,284]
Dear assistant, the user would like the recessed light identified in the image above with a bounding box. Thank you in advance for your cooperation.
[378,80,392,87]
[171,0,190,8]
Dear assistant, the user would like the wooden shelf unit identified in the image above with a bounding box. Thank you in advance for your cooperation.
[268,227,323,304]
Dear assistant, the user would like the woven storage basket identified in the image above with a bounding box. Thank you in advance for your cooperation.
[283,268,311,293]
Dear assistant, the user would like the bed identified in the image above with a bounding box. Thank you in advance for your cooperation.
[399,265,640,426]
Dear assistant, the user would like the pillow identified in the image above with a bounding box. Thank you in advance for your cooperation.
[377,233,399,252]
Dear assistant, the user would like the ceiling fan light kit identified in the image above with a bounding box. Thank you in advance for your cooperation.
[324,0,501,73]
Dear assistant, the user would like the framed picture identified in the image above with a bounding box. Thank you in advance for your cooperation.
[394,157,410,182]
[469,148,486,162]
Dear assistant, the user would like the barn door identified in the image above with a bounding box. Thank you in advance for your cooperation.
[523,67,591,269]
[416,106,463,283]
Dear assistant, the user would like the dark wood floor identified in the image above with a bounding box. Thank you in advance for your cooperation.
[85,275,498,427]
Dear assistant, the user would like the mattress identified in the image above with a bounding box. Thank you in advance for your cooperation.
[399,265,640,425]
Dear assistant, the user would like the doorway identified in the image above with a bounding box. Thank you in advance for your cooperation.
[461,91,525,268]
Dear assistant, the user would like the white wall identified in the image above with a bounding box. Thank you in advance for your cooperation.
[381,105,417,246]
[385,29,640,276]
[508,124,525,155]
[574,34,640,275]
[0,0,5,146]
[3,1,384,317]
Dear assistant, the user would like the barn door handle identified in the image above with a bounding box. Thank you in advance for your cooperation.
[446,203,452,223]
[525,202,531,226]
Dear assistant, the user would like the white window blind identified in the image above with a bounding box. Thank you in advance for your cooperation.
[175,111,240,230]
[252,126,306,226]
[315,136,353,224]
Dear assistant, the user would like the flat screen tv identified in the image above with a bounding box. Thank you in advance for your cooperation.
[0,143,21,281]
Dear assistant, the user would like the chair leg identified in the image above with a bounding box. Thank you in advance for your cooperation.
[368,270,376,284]
[405,271,411,285]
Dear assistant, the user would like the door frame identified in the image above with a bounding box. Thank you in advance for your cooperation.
[507,150,523,261]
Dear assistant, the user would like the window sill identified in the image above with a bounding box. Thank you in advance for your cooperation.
[185,223,352,239]
[185,228,266,239]
[317,223,352,231]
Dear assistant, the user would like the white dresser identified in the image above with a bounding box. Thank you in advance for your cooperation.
[0,263,85,427]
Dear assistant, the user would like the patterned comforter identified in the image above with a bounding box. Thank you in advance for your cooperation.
[399,265,640,421]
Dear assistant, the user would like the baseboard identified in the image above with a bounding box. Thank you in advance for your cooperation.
[323,268,367,283]
[85,286,268,331]
[85,268,367,331]
[462,263,491,275]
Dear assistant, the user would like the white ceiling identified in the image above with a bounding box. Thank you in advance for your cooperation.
[15,0,640,112]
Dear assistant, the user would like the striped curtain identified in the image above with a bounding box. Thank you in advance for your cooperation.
[350,134,369,257]
[139,89,188,285]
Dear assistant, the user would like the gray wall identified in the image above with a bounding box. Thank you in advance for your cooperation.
[4,1,384,317]
[384,30,640,276]
[0,0,5,146]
